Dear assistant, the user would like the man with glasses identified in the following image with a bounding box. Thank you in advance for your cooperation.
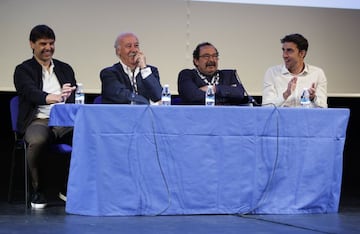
[178,42,248,105]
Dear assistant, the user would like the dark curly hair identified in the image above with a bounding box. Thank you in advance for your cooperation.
[281,33,308,52]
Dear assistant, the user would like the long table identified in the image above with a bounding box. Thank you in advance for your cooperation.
[49,104,349,216]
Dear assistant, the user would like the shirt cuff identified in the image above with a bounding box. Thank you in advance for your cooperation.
[141,67,152,79]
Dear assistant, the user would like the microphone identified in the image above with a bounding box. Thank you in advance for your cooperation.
[234,70,259,106]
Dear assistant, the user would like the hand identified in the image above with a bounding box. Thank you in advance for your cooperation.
[309,83,317,101]
[199,85,216,93]
[200,86,207,92]
[134,51,147,69]
[61,83,76,102]
[46,93,63,104]
[283,77,297,100]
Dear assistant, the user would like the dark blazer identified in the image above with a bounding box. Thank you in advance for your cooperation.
[13,57,77,135]
[177,69,247,105]
[100,63,162,104]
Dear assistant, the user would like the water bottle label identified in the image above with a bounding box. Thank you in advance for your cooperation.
[300,89,310,107]
[75,94,85,104]
[162,95,171,105]
[206,96,215,106]
[205,85,215,106]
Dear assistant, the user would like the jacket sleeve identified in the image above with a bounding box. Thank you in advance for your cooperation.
[54,60,77,103]
[14,63,48,105]
[215,70,246,104]
[178,69,206,105]
[100,67,135,104]
[140,66,162,102]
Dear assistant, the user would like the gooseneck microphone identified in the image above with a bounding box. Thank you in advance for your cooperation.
[234,70,260,106]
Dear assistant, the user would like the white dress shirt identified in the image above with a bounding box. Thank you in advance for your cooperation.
[37,62,62,118]
[262,63,327,108]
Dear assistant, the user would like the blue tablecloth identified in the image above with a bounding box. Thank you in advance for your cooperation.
[49,104,349,216]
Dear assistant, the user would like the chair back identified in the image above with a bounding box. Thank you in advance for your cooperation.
[10,95,72,153]
[93,95,102,104]
[10,96,19,132]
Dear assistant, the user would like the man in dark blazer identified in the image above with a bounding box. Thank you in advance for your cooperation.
[14,25,77,208]
[100,32,162,104]
[178,42,248,105]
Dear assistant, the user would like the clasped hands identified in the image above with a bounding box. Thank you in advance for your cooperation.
[283,77,316,101]
[46,83,76,104]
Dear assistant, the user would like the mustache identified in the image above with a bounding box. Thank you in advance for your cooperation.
[206,62,216,67]
[129,52,137,57]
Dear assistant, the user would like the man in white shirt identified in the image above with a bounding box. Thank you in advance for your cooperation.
[262,33,327,108]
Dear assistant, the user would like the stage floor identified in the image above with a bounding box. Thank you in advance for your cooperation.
[1,194,360,234]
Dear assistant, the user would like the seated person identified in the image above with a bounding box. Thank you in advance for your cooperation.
[100,32,162,104]
[177,42,248,105]
[262,33,327,108]
[14,24,77,208]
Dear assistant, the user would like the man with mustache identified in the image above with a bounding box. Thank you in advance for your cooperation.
[262,33,327,107]
[100,32,162,104]
[178,42,247,105]
[14,25,77,208]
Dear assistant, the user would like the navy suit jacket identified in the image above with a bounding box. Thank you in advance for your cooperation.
[14,57,77,134]
[177,69,247,105]
[100,63,162,104]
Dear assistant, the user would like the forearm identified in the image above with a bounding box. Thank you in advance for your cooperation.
[216,84,245,100]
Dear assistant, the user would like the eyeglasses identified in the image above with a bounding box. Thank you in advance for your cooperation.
[199,53,219,60]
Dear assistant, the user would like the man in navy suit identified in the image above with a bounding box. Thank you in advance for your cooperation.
[100,32,162,104]
[178,42,247,105]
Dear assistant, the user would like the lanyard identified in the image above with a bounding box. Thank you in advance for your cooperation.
[130,71,138,94]
[196,69,219,85]
[126,67,138,94]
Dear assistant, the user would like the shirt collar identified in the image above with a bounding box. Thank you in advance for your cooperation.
[41,60,55,74]
[281,63,309,76]
[119,59,139,77]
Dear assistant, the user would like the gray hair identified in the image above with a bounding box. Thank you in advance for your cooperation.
[114,32,138,49]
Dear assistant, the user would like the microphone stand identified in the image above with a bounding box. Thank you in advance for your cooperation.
[234,70,260,106]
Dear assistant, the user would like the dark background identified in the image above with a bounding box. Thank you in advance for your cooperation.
[1,91,359,204]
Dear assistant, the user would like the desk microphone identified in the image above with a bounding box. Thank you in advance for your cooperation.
[234,70,260,106]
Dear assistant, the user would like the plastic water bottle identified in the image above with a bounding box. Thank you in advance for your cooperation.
[130,92,136,105]
[300,88,310,108]
[161,84,171,106]
[205,85,215,106]
[75,83,85,104]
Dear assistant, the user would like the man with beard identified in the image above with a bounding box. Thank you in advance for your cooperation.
[178,42,247,105]
[14,24,77,208]
[100,32,162,104]
[262,33,327,107]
